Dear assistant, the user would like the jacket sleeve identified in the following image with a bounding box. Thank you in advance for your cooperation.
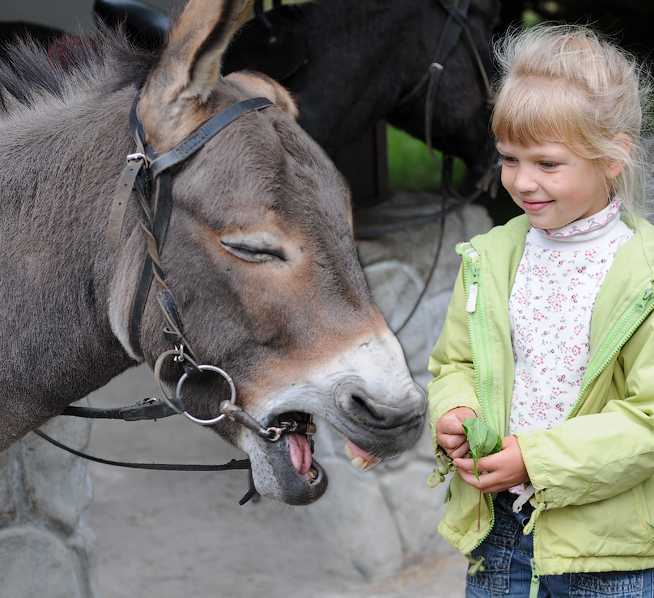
[427,265,482,452]
[517,309,654,510]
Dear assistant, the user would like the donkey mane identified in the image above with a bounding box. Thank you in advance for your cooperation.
[0,26,155,114]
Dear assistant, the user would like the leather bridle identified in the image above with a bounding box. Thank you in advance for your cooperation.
[108,94,274,373]
[103,91,315,442]
[34,93,315,496]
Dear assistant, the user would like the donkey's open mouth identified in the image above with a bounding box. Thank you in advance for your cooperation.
[245,390,424,504]
[274,411,320,482]
[278,410,381,477]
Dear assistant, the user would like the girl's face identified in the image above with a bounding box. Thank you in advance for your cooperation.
[496,140,619,230]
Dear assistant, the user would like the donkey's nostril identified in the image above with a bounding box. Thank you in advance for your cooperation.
[335,380,396,427]
[351,394,381,420]
[334,377,426,430]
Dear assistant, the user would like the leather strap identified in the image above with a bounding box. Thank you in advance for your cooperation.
[107,160,145,253]
[33,429,251,472]
[129,254,154,358]
[149,97,273,178]
[61,397,186,421]
[424,0,471,162]
[122,95,273,360]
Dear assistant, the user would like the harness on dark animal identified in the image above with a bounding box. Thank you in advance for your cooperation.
[360,0,502,336]
[362,0,501,242]
[34,92,315,504]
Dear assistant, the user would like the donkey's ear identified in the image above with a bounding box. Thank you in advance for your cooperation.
[140,0,252,149]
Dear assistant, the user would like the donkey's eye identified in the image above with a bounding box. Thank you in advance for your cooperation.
[221,241,285,263]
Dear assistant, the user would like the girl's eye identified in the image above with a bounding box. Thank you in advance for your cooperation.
[540,161,558,169]
[501,156,517,165]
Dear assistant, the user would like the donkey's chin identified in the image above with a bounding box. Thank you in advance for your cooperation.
[243,432,328,505]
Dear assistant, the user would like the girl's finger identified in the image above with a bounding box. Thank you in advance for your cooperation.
[449,441,470,459]
[452,456,474,469]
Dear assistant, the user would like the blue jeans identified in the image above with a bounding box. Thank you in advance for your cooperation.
[466,491,654,598]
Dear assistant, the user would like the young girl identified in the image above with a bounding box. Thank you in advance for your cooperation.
[428,24,654,597]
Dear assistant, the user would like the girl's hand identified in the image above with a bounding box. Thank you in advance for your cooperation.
[453,435,529,493]
[436,407,477,459]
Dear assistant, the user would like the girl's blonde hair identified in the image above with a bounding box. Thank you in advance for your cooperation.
[491,23,653,220]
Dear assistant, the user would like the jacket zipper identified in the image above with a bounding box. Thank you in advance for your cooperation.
[458,243,497,431]
[568,284,654,420]
[456,243,496,555]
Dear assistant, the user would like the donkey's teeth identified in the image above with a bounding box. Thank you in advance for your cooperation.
[344,440,381,472]
[351,456,369,471]
[304,468,318,483]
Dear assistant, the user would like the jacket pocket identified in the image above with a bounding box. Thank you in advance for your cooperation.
[568,486,654,556]
[632,479,654,532]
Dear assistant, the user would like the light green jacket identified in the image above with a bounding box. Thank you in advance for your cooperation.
[428,214,654,576]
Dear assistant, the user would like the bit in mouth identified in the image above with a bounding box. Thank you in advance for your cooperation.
[280,412,319,483]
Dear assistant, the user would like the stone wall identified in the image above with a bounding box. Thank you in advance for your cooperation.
[0,405,98,598]
[308,192,493,582]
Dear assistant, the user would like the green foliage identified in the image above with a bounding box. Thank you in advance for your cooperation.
[521,8,544,27]
[386,124,467,192]
[462,418,502,480]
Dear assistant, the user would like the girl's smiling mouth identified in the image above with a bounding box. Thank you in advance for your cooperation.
[522,200,553,212]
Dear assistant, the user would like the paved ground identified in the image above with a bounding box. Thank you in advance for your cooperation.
[85,365,468,598]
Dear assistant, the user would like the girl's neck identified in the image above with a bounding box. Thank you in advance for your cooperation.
[529,199,628,250]
[541,198,620,239]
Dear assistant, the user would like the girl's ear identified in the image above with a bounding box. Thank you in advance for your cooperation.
[605,133,632,179]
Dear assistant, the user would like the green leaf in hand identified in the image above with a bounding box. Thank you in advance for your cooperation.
[462,418,502,480]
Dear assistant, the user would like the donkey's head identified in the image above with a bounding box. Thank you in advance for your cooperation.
[110,0,426,505]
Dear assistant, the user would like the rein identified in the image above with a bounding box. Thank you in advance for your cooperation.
[34,93,314,503]
[359,0,501,337]
[372,0,500,242]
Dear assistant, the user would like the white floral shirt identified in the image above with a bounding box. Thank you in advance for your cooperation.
[508,200,634,440]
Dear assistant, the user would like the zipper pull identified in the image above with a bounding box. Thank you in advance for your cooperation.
[636,287,653,311]
[466,555,485,576]
[529,558,540,598]
[466,283,479,313]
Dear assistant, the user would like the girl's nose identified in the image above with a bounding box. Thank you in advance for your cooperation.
[514,167,538,193]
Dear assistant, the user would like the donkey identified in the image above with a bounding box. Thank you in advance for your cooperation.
[0,0,425,505]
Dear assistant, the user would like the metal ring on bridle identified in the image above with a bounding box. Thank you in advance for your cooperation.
[176,365,237,425]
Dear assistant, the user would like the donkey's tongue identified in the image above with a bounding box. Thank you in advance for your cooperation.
[344,440,381,472]
[288,432,312,476]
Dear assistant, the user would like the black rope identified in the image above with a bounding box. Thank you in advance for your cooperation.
[393,201,447,336]
[32,429,251,472]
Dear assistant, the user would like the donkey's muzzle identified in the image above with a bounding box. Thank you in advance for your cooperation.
[333,377,426,430]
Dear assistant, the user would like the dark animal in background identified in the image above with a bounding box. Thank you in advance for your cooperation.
[0,0,501,205]
[223,0,501,183]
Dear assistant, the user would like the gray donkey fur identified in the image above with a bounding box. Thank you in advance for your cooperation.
[0,38,150,447]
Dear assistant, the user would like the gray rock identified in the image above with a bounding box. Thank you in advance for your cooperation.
[0,402,99,598]
[308,453,404,582]
[0,525,82,598]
